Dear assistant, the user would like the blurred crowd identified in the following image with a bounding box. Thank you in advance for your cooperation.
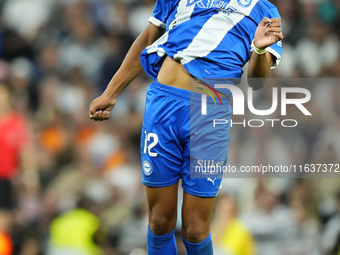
[0,0,339,254]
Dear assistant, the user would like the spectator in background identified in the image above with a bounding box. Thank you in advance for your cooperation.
[48,197,105,255]
[0,83,38,191]
[242,185,292,255]
[59,0,105,83]
[128,0,156,38]
[1,0,51,41]
[17,235,41,255]
[285,200,321,255]
[295,20,339,77]
[212,194,256,255]
[0,210,13,255]
[0,83,38,252]
[322,190,340,255]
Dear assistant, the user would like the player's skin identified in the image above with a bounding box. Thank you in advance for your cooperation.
[89,17,283,243]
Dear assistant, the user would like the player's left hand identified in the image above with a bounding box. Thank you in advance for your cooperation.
[254,17,284,49]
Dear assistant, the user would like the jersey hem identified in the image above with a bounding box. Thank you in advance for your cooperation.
[150,81,231,105]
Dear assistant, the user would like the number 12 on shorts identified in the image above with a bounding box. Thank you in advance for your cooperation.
[143,130,159,157]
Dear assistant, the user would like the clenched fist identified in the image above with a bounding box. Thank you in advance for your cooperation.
[89,94,116,121]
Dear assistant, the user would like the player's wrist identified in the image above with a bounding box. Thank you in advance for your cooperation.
[103,86,120,101]
[104,94,117,105]
[252,39,267,55]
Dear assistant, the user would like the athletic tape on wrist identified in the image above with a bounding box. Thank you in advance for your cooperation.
[251,40,267,55]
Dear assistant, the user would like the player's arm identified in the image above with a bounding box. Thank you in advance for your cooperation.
[247,18,284,90]
[89,23,164,121]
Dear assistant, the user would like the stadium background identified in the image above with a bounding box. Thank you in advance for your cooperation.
[0,0,340,254]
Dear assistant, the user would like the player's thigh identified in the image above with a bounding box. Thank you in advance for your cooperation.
[141,82,188,187]
[181,103,232,197]
[181,190,216,241]
[146,182,179,235]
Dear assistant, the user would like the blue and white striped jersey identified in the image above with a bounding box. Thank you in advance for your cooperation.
[140,0,282,82]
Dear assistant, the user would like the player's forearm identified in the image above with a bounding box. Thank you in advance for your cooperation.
[103,23,164,99]
[247,51,272,90]
[103,41,145,98]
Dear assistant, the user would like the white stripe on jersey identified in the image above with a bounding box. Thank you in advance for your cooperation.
[169,0,196,30]
[147,0,196,56]
[174,0,259,64]
[147,32,168,56]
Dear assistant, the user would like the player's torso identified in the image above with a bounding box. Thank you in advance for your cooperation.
[141,0,278,86]
[158,0,268,90]
[164,0,268,64]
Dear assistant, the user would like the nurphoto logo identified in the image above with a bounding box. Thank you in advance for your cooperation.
[200,83,312,128]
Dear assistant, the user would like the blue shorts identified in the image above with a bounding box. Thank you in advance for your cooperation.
[141,81,232,198]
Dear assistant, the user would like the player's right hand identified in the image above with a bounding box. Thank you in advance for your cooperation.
[89,95,116,121]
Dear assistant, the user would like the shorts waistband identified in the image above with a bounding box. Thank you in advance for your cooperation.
[150,81,231,106]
